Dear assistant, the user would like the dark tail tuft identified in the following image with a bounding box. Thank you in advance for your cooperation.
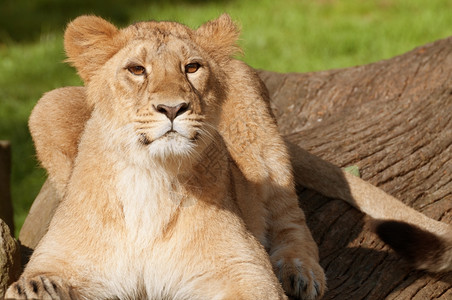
[374,220,451,272]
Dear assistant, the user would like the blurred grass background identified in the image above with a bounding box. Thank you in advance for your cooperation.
[1,0,452,236]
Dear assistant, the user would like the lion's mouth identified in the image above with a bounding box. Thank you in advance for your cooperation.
[138,131,199,146]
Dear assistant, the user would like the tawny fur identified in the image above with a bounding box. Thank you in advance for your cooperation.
[6,15,324,299]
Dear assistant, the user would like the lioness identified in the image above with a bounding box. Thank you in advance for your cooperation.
[6,15,324,299]
[7,14,452,300]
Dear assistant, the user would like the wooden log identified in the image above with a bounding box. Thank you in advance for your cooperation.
[19,179,60,251]
[259,36,452,299]
[0,218,20,298]
[0,141,14,233]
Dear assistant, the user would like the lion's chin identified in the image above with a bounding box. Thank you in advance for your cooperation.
[145,132,197,159]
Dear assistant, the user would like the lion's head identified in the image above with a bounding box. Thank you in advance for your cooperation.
[64,14,240,165]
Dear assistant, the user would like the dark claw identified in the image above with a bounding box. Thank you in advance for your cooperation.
[302,277,308,292]
[30,280,39,293]
[16,283,23,295]
[314,281,320,296]
[289,274,296,291]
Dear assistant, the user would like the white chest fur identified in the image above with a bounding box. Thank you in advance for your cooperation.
[115,162,182,246]
[102,162,192,299]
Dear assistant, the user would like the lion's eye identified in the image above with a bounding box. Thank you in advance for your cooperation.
[185,63,200,74]
[128,65,146,76]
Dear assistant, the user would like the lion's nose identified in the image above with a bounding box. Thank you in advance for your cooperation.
[155,102,189,122]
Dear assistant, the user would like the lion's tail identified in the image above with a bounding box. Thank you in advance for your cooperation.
[288,142,452,272]
[374,219,452,272]
[340,169,452,273]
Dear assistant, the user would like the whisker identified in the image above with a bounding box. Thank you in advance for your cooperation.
[134,120,160,124]
[135,113,155,118]
[197,127,217,148]
[135,127,154,131]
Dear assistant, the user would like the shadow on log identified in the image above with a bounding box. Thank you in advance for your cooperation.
[19,36,452,299]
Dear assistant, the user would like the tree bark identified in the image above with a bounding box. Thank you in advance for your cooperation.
[0,219,20,298]
[259,36,452,299]
[19,179,60,251]
[0,141,14,233]
[18,36,452,299]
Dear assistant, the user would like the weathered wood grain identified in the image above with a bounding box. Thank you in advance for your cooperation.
[259,36,452,299]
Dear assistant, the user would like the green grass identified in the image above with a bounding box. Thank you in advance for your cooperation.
[1,0,452,236]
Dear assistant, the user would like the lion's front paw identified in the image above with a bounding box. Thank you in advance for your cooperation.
[272,254,326,300]
[5,275,72,300]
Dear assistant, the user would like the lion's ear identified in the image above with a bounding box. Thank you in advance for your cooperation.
[195,14,242,63]
[64,16,123,83]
